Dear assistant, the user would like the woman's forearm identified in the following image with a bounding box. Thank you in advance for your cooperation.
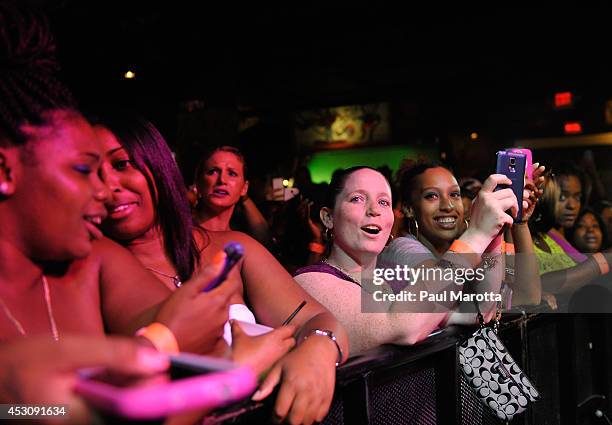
[509,223,542,305]
[541,257,601,294]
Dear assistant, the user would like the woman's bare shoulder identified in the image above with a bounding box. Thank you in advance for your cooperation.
[64,237,128,272]
[89,236,133,258]
[294,271,352,289]
[206,230,258,245]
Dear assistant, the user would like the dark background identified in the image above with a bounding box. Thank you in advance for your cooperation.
[43,3,612,182]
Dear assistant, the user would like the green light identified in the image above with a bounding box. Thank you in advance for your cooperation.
[307,145,438,183]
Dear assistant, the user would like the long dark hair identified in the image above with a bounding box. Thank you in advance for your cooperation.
[89,111,199,282]
[0,1,76,147]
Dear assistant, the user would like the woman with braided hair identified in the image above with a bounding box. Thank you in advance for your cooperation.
[0,1,237,355]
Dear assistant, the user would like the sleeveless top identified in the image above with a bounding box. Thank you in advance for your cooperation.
[533,233,578,275]
[293,263,359,285]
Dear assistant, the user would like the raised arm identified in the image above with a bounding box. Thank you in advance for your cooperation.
[505,166,546,306]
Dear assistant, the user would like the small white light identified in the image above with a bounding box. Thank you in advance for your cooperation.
[124,70,136,79]
[282,179,289,187]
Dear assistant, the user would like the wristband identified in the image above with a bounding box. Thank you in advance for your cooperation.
[449,239,475,254]
[302,329,343,367]
[448,239,479,268]
[308,242,326,254]
[505,242,515,255]
[136,322,179,354]
[592,252,610,275]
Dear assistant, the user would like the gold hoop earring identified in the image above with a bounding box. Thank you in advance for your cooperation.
[464,219,469,230]
[386,233,394,246]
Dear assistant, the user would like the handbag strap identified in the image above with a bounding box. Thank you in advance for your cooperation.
[473,298,501,333]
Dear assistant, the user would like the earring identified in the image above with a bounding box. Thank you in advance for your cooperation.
[464,219,469,230]
[324,227,333,242]
[402,206,419,239]
[386,233,395,246]
[408,218,419,239]
[0,182,8,195]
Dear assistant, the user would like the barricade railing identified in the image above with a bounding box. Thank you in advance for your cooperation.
[203,312,612,425]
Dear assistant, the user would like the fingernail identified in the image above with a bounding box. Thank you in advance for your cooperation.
[533,162,539,168]
[252,390,261,400]
[137,349,170,371]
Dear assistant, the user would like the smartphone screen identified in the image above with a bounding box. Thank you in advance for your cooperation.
[496,151,526,223]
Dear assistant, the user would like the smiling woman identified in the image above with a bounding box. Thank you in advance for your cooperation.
[294,164,525,353]
[89,110,350,424]
[0,3,241,367]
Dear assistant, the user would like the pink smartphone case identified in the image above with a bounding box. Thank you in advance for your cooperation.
[75,366,257,419]
[508,148,533,179]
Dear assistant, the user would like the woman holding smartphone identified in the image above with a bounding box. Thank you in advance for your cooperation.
[391,161,545,307]
[93,111,349,425]
[0,3,236,355]
[294,164,532,354]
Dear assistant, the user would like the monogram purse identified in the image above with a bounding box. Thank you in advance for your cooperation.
[458,304,540,421]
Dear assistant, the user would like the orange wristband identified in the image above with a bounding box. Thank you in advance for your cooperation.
[592,253,610,275]
[505,242,515,255]
[449,239,475,254]
[308,242,326,254]
[136,322,179,354]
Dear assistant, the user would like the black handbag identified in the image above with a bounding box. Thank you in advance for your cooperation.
[458,304,540,421]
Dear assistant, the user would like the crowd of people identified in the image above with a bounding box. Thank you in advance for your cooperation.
[0,2,611,424]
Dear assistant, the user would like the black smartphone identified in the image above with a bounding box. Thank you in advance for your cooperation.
[202,242,244,292]
[496,151,526,223]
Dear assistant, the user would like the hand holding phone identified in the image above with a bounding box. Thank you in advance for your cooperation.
[75,354,257,420]
[203,242,244,292]
[496,151,526,223]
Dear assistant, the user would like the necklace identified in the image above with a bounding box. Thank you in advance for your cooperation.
[146,267,182,288]
[321,258,361,285]
[0,275,59,341]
